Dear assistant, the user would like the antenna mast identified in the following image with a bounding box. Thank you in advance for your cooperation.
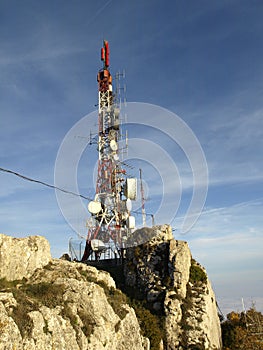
[140,168,146,227]
[81,41,137,261]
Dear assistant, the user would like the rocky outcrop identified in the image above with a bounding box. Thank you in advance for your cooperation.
[0,229,222,350]
[0,234,51,281]
[0,256,149,350]
[124,225,222,350]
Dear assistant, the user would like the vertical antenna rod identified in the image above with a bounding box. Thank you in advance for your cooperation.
[140,168,146,227]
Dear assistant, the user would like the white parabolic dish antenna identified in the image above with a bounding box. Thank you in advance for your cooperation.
[88,201,102,214]
[110,140,118,151]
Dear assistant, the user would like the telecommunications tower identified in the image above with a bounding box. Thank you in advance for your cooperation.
[81,41,137,261]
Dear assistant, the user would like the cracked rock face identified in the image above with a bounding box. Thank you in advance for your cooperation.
[0,258,149,350]
[0,229,222,350]
[0,234,51,281]
[124,225,222,350]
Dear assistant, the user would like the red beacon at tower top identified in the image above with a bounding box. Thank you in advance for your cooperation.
[97,40,112,92]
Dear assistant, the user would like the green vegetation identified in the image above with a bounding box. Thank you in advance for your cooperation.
[0,277,71,336]
[0,263,164,349]
[221,307,263,350]
[130,299,165,349]
[105,287,129,320]
[189,259,207,284]
[23,281,64,307]
[0,278,36,336]
[186,345,205,350]
[77,308,95,337]
[43,319,50,334]
[0,277,27,290]
[0,320,8,332]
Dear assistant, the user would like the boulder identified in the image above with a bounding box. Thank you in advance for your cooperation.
[0,234,51,281]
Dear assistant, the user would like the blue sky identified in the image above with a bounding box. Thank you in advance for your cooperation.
[1,0,263,315]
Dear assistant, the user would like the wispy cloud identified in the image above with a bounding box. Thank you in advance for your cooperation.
[176,198,263,309]
[0,0,263,315]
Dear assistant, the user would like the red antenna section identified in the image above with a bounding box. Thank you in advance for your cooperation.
[101,47,105,61]
[104,40,110,68]
[101,40,110,69]
[97,41,112,93]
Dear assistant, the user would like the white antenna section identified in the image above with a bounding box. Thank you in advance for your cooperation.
[125,178,137,200]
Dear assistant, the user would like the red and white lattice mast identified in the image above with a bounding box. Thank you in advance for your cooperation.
[81,41,137,261]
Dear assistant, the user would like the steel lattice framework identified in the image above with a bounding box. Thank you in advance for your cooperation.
[81,41,136,261]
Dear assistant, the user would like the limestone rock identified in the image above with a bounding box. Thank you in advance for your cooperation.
[0,293,23,350]
[126,224,173,247]
[0,234,51,281]
[0,254,148,350]
[124,224,222,349]
[0,228,222,349]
